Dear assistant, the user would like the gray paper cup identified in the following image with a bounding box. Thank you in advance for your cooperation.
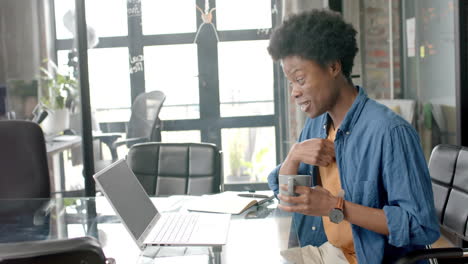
[278,174,312,206]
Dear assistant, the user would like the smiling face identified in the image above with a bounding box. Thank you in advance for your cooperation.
[282,56,341,119]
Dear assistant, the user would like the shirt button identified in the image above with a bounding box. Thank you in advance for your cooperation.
[323,125,326,129]
[346,131,350,135]
[311,226,316,231]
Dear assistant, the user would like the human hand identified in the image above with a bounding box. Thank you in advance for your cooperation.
[278,185,337,216]
[290,138,335,167]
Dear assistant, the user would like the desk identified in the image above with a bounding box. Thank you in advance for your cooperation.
[46,135,81,193]
[0,196,298,263]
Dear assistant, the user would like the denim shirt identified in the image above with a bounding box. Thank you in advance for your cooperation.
[268,87,440,264]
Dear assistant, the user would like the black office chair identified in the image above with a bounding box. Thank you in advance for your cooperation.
[126,142,223,196]
[96,91,166,166]
[0,120,51,242]
[396,144,468,264]
[0,236,113,264]
[0,120,50,199]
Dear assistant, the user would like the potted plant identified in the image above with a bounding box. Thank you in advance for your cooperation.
[39,59,78,135]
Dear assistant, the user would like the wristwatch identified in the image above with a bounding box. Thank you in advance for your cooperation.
[329,196,345,224]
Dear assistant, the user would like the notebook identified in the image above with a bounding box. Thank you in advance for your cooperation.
[93,159,231,249]
[186,191,275,215]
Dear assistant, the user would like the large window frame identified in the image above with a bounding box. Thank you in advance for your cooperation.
[53,0,288,192]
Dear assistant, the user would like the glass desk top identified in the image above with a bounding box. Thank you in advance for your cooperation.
[0,195,299,264]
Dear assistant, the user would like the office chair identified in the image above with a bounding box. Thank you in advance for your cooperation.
[0,120,51,242]
[396,144,468,264]
[0,236,113,264]
[126,142,223,196]
[96,90,166,165]
[0,120,50,199]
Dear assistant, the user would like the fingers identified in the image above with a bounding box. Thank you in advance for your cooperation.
[298,139,336,167]
[315,155,334,167]
[278,193,301,207]
[278,203,303,213]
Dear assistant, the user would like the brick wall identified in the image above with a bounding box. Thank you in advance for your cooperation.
[362,0,401,99]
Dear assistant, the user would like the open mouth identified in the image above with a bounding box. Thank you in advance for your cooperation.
[298,101,310,112]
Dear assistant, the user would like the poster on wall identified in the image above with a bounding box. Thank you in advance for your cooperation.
[406,17,416,57]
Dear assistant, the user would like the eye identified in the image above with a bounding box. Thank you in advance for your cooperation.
[287,80,293,88]
[296,77,305,85]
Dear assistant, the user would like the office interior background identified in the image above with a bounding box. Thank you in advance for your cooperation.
[0,0,467,196]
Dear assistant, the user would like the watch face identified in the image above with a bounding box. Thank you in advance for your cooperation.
[329,209,344,224]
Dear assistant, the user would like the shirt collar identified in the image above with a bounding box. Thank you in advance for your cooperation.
[320,86,368,136]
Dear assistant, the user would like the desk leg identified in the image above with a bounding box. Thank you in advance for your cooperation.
[47,152,66,193]
[48,193,68,239]
[211,246,222,264]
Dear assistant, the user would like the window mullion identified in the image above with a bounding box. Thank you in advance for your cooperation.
[127,0,145,102]
[196,0,221,147]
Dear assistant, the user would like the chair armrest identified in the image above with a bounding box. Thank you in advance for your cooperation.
[110,137,147,161]
[93,132,122,146]
[395,248,468,264]
[92,133,123,161]
[113,137,147,148]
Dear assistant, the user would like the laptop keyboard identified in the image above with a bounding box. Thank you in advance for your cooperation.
[152,213,200,243]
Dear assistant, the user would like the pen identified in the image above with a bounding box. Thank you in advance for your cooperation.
[238,193,270,199]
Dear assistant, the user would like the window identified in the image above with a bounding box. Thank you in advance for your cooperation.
[218,40,274,117]
[88,48,131,122]
[215,0,272,30]
[221,127,276,183]
[54,0,282,189]
[142,0,196,35]
[144,44,199,120]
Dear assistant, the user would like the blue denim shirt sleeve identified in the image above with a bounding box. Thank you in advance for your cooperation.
[267,164,281,196]
[382,125,440,247]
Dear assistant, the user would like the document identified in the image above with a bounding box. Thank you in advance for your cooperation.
[185,191,274,215]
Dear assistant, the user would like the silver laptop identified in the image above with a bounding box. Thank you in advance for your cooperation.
[93,159,231,249]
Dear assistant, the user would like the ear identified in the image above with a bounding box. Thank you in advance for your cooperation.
[328,61,342,78]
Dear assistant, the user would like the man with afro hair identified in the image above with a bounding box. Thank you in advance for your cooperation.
[267,9,439,264]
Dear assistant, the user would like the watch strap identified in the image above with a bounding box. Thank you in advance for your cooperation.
[335,196,344,211]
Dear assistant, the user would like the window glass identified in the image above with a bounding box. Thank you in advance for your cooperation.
[88,48,131,123]
[218,40,274,117]
[144,44,199,120]
[54,0,75,40]
[85,0,128,37]
[142,0,197,35]
[222,127,276,183]
[162,130,201,143]
[215,0,272,30]
[57,50,73,75]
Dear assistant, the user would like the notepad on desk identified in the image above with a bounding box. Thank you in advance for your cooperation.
[186,191,274,215]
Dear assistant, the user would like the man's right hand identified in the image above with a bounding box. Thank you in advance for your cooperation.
[290,138,335,167]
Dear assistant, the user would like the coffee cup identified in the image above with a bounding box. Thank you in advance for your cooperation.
[278,174,312,206]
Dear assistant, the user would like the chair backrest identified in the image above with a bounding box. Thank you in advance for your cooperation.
[126,91,166,143]
[428,144,468,243]
[126,142,222,196]
[0,120,50,199]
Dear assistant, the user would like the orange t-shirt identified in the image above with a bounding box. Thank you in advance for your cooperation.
[319,125,357,264]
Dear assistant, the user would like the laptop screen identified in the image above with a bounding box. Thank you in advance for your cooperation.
[94,159,158,241]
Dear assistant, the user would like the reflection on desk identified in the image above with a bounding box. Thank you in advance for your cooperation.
[0,196,298,264]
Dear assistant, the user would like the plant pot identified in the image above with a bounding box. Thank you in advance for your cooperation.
[41,108,70,135]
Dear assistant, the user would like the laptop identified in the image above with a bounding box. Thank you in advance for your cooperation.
[93,159,231,249]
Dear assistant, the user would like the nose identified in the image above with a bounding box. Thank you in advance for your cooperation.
[290,84,302,98]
